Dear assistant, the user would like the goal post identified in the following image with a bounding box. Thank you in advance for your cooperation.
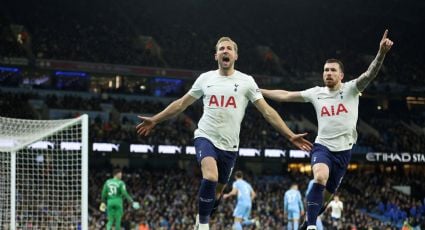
[0,115,88,230]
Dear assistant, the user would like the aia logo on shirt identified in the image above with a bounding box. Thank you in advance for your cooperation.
[320,103,348,117]
[209,95,236,108]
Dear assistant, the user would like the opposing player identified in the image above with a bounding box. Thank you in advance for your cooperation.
[100,168,140,230]
[261,30,393,230]
[223,170,260,230]
[136,36,313,230]
[284,183,304,230]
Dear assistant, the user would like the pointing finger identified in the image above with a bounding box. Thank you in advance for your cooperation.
[382,29,388,40]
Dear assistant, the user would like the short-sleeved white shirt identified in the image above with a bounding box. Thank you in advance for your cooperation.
[188,70,263,151]
[329,200,343,218]
[301,80,361,151]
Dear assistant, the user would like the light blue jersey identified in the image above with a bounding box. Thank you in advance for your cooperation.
[284,188,304,219]
[234,179,253,206]
[233,179,253,219]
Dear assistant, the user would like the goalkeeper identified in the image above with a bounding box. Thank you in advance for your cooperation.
[100,168,140,230]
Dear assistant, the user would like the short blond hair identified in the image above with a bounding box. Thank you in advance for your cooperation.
[215,37,238,53]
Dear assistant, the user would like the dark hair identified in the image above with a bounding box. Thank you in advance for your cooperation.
[113,168,122,176]
[235,170,243,178]
[325,58,344,72]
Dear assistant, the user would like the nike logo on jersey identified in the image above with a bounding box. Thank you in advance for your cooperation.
[207,85,213,88]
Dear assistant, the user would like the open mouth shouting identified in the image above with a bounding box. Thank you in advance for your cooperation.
[222,56,231,65]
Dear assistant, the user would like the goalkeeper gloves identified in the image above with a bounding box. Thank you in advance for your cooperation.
[132,201,140,210]
[99,202,106,212]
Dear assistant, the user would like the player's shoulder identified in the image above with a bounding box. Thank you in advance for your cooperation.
[341,79,361,94]
[344,79,357,85]
[309,85,325,92]
[343,79,359,90]
[234,70,255,81]
[199,70,218,78]
[301,86,322,96]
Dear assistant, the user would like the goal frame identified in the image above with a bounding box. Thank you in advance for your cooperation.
[1,114,88,230]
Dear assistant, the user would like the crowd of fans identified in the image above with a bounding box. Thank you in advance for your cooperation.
[1,88,423,153]
[86,166,424,229]
[1,0,425,228]
[1,0,425,88]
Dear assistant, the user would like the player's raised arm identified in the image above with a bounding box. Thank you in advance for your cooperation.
[261,89,304,102]
[136,93,198,136]
[253,98,312,151]
[355,29,394,92]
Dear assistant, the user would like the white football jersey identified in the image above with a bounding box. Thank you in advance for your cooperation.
[189,70,263,151]
[329,200,343,218]
[301,80,361,151]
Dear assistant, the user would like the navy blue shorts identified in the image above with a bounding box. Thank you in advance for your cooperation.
[194,137,238,184]
[310,143,352,193]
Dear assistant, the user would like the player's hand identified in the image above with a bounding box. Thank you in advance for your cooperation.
[132,201,140,210]
[223,194,230,199]
[379,29,393,54]
[136,116,157,136]
[289,133,313,152]
[99,202,106,212]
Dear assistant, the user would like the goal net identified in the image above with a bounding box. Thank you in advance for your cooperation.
[0,115,88,230]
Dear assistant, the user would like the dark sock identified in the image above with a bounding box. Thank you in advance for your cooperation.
[306,183,325,226]
[210,195,222,217]
[198,179,217,224]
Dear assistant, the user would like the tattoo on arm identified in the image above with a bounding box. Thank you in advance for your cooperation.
[356,52,385,92]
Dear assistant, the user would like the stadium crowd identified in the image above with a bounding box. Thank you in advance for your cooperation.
[1,88,423,153]
[86,167,424,229]
[1,87,422,229]
[1,0,425,88]
[1,0,424,229]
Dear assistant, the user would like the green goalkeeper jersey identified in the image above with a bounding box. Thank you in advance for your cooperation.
[101,178,133,203]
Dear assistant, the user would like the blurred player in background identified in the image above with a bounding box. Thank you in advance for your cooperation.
[262,30,393,230]
[100,168,140,230]
[223,170,260,230]
[326,195,343,229]
[136,36,312,230]
[284,183,304,230]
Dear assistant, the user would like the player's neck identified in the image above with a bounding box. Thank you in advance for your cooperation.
[218,68,235,76]
[328,82,343,91]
